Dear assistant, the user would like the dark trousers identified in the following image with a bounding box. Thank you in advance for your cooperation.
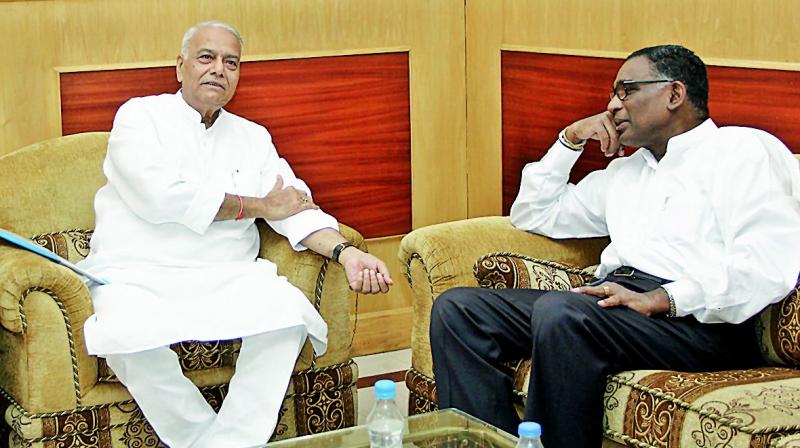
[430,287,761,448]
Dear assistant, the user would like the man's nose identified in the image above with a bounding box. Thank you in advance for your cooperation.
[210,57,225,76]
[607,95,622,114]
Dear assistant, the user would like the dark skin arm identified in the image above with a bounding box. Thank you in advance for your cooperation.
[572,282,671,316]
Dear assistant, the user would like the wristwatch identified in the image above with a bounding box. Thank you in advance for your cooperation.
[332,241,355,263]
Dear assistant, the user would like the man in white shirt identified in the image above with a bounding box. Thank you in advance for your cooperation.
[79,21,393,448]
[429,45,800,448]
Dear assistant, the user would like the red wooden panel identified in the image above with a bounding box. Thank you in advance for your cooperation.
[501,51,800,214]
[60,54,411,238]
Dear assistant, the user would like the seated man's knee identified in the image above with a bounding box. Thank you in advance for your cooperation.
[430,287,485,335]
[432,287,481,318]
[532,291,595,328]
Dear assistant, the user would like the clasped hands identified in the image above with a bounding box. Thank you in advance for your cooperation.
[572,282,670,316]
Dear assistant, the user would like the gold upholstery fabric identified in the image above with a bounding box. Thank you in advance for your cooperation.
[0,133,361,447]
[400,216,800,447]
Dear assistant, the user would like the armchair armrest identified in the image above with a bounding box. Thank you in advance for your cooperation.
[399,216,608,377]
[255,221,366,368]
[0,243,98,413]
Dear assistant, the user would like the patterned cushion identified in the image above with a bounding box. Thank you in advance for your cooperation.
[31,229,93,263]
[473,252,594,290]
[603,367,800,447]
[756,283,800,368]
[98,340,243,382]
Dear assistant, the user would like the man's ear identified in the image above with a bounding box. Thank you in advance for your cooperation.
[666,81,688,111]
[176,55,184,83]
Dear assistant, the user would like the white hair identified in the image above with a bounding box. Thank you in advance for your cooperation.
[180,20,244,57]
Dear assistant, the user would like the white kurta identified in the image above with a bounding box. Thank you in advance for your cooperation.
[79,92,338,356]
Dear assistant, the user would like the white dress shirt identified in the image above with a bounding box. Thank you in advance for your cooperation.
[510,119,800,324]
[79,92,338,355]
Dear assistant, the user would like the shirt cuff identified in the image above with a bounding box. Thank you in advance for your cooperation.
[267,209,339,250]
[182,174,227,235]
[661,279,704,318]
[544,139,584,172]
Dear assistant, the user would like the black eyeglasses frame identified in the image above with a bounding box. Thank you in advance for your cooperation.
[610,79,673,101]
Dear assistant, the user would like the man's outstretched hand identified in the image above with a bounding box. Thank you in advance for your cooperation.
[339,248,394,294]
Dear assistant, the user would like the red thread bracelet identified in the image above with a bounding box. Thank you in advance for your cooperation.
[235,195,244,221]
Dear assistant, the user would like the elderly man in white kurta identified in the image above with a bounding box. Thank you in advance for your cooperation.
[78,21,394,448]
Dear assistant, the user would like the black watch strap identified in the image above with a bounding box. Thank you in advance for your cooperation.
[332,241,355,263]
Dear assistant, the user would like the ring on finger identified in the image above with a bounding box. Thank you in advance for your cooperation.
[603,285,610,295]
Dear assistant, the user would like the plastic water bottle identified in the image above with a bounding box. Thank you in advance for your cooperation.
[516,421,544,448]
[366,379,405,448]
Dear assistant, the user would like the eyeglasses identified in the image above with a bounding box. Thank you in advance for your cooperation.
[610,79,673,101]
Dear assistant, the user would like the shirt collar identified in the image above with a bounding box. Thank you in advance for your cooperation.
[638,118,717,168]
[173,90,226,129]
[664,118,717,154]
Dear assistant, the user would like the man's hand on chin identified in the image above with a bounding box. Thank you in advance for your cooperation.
[566,111,625,157]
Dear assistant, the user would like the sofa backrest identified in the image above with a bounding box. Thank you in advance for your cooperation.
[0,133,109,238]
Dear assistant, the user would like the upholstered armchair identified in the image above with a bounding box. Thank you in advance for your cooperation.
[0,133,361,447]
[400,216,800,447]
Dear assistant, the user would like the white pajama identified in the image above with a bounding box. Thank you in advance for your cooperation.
[106,326,307,448]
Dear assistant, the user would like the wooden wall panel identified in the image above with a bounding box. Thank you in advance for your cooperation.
[61,68,179,135]
[501,51,800,213]
[60,54,411,238]
[501,52,614,213]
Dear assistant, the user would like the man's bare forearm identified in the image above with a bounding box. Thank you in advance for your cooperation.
[214,193,264,221]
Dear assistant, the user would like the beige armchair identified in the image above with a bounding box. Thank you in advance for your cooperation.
[401,216,800,447]
[0,133,361,447]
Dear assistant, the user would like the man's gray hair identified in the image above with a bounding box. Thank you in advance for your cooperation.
[180,20,244,57]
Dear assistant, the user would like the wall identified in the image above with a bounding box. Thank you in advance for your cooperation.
[0,0,467,355]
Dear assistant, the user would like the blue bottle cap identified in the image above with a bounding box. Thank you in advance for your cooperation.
[518,421,541,438]
[374,379,396,399]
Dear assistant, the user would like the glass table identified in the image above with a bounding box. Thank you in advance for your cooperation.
[266,408,518,447]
